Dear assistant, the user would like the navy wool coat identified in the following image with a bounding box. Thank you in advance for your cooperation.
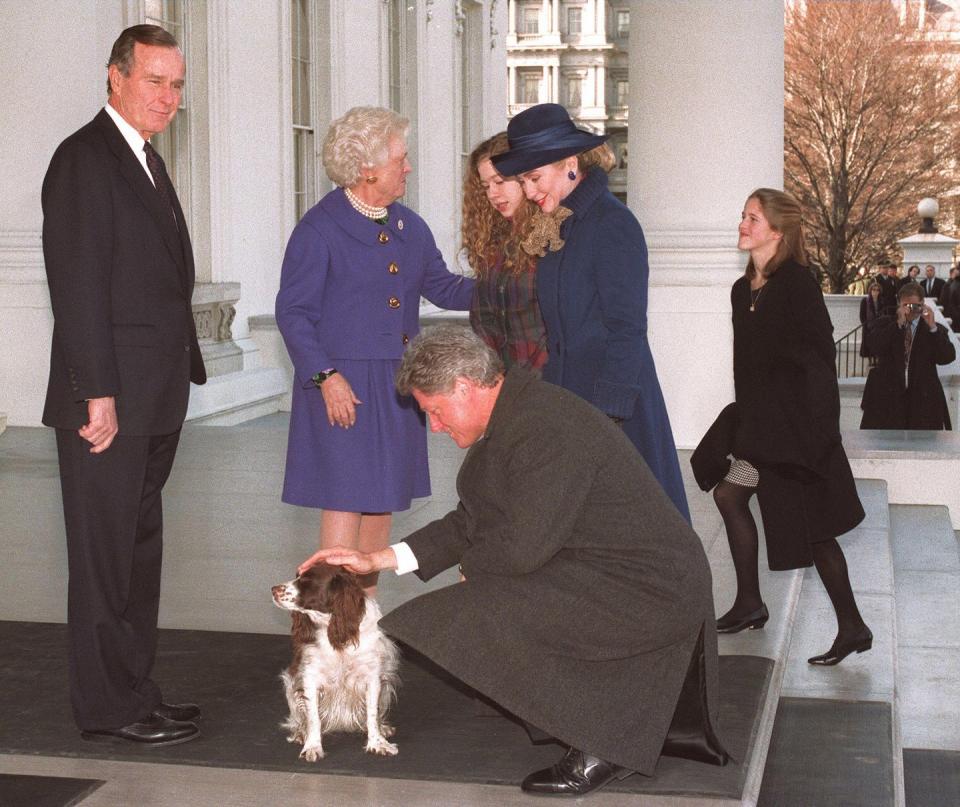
[380,369,722,775]
[535,170,689,520]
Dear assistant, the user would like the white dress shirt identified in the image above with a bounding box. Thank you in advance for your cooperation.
[103,103,155,186]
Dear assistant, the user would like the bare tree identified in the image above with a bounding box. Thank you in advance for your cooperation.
[785,1,960,292]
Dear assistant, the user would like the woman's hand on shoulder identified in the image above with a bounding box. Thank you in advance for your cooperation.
[320,373,362,428]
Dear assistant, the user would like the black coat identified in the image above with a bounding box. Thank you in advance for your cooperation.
[922,276,946,300]
[41,109,205,435]
[860,317,955,429]
[381,369,723,774]
[696,261,864,570]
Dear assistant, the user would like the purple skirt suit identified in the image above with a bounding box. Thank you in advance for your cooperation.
[276,188,473,511]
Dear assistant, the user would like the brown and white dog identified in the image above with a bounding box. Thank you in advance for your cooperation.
[271,563,399,761]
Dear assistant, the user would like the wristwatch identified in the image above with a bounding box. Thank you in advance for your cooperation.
[311,368,338,388]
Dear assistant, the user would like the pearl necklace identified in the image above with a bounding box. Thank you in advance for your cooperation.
[344,186,388,222]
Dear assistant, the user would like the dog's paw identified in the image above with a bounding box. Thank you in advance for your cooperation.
[300,744,325,762]
[380,723,396,739]
[365,735,398,756]
[286,731,304,744]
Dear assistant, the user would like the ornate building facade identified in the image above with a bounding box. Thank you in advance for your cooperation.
[506,0,630,198]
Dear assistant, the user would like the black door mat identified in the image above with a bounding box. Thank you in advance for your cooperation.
[757,697,894,807]
[0,621,771,798]
[904,748,960,807]
[0,773,104,807]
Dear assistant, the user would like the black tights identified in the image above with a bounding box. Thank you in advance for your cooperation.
[713,480,867,638]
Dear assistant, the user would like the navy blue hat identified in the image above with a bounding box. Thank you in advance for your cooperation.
[491,103,609,176]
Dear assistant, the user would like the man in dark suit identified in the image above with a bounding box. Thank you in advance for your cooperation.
[41,25,206,745]
[301,326,729,797]
[861,282,955,429]
[922,265,946,300]
[875,263,899,316]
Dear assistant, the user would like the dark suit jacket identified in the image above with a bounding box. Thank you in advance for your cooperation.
[923,276,946,300]
[41,109,205,435]
[861,316,955,429]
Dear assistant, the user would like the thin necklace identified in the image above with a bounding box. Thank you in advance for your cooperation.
[749,282,766,312]
[344,186,389,224]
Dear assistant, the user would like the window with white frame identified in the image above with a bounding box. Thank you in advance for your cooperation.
[616,78,629,107]
[146,0,190,217]
[520,4,540,35]
[567,7,582,35]
[520,69,542,104]
[291,0,316,224]
[386,0,418,209]
[566,76,583,108]
[616,9,630,37]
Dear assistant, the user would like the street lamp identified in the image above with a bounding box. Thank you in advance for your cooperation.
[918,197,939,234]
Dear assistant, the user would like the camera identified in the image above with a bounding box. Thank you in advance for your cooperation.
[906,303,924,313]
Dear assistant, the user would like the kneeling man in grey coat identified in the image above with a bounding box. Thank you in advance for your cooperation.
[303,325,729,796]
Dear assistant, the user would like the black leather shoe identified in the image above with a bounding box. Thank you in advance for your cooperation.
[521,747,630,796]
[716,604,769,634]
[153,701,201,722]
[808,626,873,666]
[80,713,199,746]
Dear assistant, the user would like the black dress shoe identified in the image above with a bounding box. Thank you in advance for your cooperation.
[521,747,630,796]
[153,701,201,722]
[808,626,873,666]
[716,604,769,634]
[80,713,199,746]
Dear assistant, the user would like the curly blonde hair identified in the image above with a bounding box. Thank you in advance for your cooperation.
[322,106,409,188]
[461,133,539,278]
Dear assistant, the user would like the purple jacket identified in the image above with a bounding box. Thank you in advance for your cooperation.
[276,188,474,385]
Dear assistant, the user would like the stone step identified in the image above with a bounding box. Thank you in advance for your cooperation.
[889,505,960,759]
[185,366,288,426]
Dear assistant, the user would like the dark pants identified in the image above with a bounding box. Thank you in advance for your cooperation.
[56,428,181,731]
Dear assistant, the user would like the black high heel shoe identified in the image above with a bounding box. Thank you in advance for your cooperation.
[716,604,769,634]
[807,626,873,666]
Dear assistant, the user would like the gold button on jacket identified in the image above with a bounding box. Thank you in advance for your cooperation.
[388,297,400,309]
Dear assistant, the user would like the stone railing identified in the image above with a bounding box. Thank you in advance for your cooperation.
[192,282,242,377]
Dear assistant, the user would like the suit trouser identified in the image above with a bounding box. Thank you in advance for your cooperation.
[55,427,181,731]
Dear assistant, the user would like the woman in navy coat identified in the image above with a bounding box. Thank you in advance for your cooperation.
[492,104,689,520]
[276,107,473,593]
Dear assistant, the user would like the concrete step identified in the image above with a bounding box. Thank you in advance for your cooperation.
[185,365,288,426]
[889,505,960,758]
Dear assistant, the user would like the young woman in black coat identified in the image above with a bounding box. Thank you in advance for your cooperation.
[711,189,871,666]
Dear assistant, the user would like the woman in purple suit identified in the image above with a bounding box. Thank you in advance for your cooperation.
[276,106,473,594]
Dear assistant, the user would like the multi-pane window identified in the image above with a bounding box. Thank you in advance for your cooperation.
[617,9,630,37]
[145,0,190,216]
[521,5,540,35]
[521,70,541,104]
[291,0,315,223]
[386,0,418,209]
[616,79,629,107]
[567,7,582,35]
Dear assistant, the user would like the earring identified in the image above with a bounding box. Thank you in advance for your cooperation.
[365,175,377,183]
[567,170,577,181]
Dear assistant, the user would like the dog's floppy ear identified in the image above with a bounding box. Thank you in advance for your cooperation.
[326,572,366,651]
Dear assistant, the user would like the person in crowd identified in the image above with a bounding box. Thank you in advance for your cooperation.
[462,133,547,373]
[859,282,883,358]
[939,265,960,330]
[876,263,899,316]
[900,264,921,290]
[692,189,871,667]
[302,325,729,797]
[847,266,869,296]
[275,106,473,595]
[922,264,945,300]
[860,281,955,430]
[41,25,206,746]
[489,103,689,520]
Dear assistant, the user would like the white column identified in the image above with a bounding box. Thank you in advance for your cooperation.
[508,0,517,35]
[508,65,517,106]
[595,0,606,37]
[551,0,559,33]
[628,0,784,447]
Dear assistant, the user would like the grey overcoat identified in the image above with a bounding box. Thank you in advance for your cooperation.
[380,369,723,774]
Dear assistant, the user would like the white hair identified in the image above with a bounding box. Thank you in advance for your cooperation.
[322,106,409,188]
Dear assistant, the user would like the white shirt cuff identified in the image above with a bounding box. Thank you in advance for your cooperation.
[391,541,419,575]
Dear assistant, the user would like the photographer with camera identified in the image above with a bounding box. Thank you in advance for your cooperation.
[860,281,955,430]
